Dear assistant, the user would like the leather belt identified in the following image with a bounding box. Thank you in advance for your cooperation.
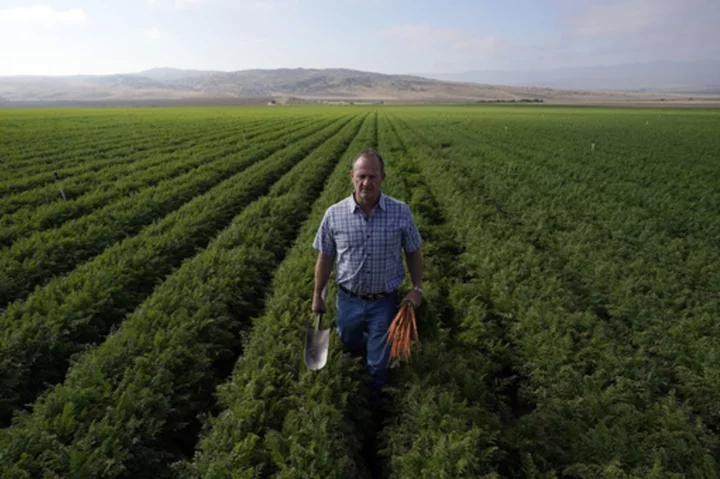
[339,284,390,301]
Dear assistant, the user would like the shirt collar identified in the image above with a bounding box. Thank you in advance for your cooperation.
[349,191,386,214]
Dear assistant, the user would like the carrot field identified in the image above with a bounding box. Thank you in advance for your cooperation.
[1,105,719,478]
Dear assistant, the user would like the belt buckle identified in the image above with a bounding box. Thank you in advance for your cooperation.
[342,286,385,301]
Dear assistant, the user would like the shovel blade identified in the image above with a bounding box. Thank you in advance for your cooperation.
[304,327,330,370]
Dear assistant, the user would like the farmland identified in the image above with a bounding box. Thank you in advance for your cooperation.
[0,104,719,478]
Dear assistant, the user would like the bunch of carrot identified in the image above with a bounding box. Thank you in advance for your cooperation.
[387,301,419,361]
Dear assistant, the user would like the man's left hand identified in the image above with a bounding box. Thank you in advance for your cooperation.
[402,289,422,308]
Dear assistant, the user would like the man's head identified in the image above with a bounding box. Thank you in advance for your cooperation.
[350,148,385,206]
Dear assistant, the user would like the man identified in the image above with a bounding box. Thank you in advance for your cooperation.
[312,148,424,401]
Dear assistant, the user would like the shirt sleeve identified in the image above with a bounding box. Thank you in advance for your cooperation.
[313,208,336,257]
[401,204,422,253]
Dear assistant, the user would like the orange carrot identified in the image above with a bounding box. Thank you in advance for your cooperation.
[386,301,420,361]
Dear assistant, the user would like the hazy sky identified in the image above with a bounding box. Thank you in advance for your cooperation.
[1,0,718,76]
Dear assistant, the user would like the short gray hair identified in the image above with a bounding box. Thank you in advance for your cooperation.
[351,148,384,172]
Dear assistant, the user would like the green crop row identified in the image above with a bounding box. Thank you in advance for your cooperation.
[0,116,340,308]
[0,117,317,246]
[0,114,357,424]
[0,113,367,479]
[375,113,503,477]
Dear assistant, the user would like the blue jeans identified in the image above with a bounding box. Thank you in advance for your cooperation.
[336,288,397,396]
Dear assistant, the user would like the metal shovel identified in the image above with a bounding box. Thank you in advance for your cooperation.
[304,286,330,370]
[304,312,330,370]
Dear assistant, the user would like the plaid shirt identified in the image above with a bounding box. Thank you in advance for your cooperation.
[313,192,422,294]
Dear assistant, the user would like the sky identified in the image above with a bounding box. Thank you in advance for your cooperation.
[0,0,718,76]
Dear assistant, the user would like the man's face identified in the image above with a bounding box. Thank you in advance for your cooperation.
[350,155,385,205]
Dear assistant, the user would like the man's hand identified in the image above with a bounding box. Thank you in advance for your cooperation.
[312,295,326,314]
[405,249,423,309]
[402,289,422,308]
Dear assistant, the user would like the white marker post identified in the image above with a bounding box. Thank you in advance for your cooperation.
[53,172,67,201]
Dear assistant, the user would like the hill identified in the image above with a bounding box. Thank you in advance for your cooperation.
[421,60,720,93]
[1,66,718,105]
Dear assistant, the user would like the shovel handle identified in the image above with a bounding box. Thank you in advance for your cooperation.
[312,285,327,329]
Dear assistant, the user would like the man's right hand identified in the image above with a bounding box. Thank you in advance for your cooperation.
[312,295,326,314]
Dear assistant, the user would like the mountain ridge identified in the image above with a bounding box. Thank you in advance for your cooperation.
[420,60,720,93]
[1,64,719,105]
